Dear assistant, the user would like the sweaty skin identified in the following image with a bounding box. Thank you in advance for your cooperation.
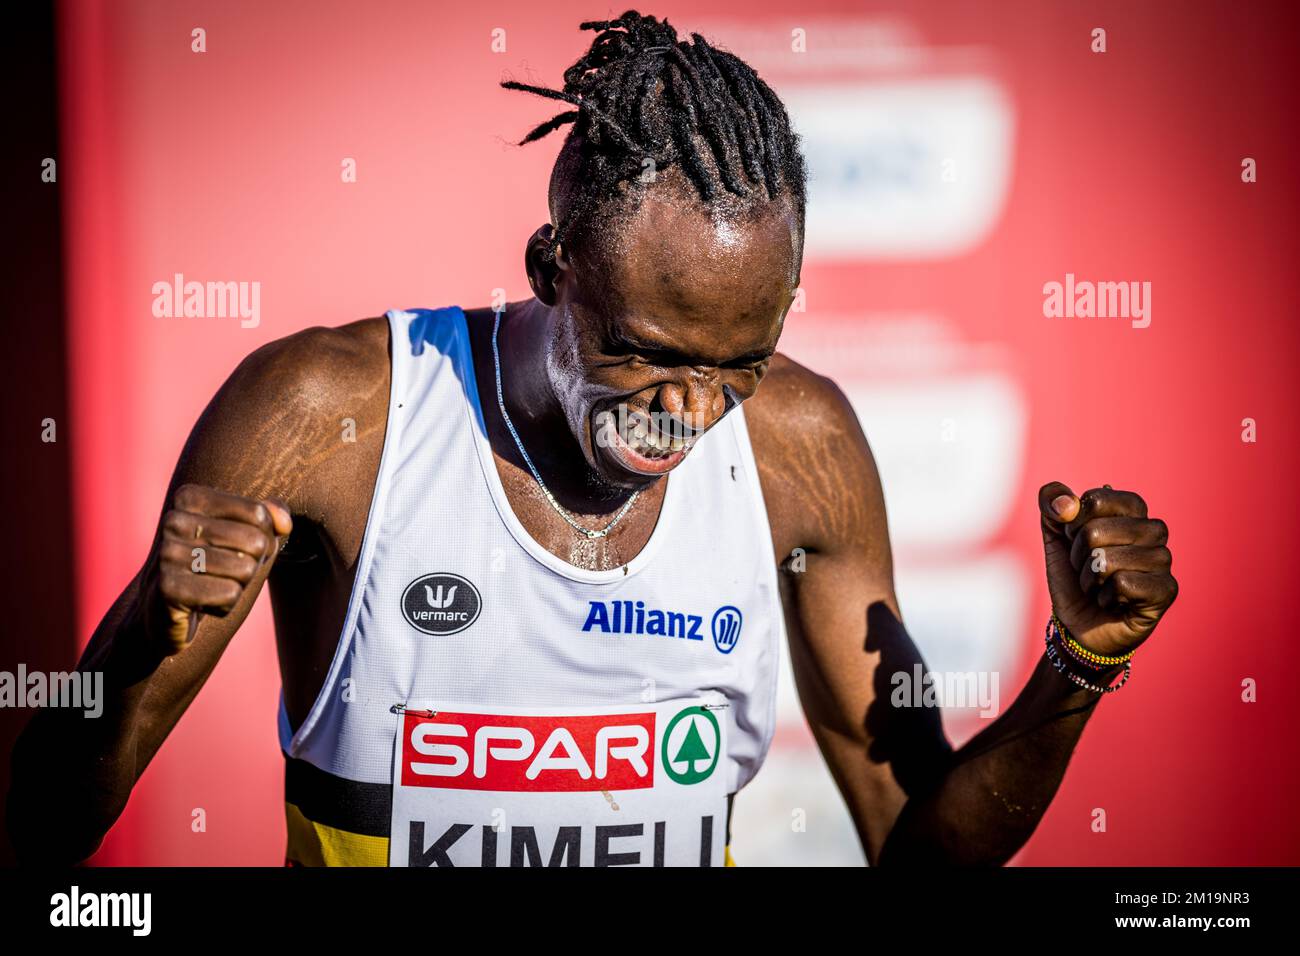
[8,176,1176,867]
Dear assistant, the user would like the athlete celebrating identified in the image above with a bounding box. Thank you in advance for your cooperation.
[9,11,1176,867]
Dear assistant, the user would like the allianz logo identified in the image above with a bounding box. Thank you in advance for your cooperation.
[581,600,743,654]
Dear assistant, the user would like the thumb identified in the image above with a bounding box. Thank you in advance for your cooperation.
[1038,481,1083,611]
[259,497,293,568]
[263,497,294,538]
[1038,481,1079,533]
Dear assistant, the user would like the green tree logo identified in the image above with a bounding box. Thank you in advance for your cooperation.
[662,706,721,784]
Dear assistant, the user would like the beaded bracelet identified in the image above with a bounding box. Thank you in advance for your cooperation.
[1058,634,1109,672]
[1057,623,1119,672]
[1051,612,1135,667]
[1044,617,1132,694]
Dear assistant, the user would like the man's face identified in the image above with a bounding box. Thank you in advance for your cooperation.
[545,187,801,491]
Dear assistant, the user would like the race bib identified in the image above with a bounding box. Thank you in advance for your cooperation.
[389,695,730,867]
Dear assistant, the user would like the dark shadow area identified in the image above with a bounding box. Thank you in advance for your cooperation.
[863,600,954,798]
[0,4,77,867]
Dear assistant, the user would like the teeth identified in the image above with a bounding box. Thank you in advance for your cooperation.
[611,410,695,461]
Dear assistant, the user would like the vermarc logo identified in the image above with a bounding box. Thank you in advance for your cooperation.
[402,573,482,635]
[424,583,458,608]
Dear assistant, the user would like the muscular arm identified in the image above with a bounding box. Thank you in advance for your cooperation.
[6,320,386,865]
[747,357,1169,866]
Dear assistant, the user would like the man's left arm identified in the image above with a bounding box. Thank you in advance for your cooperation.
[879,480,1177,865]
[750,363,1178,866]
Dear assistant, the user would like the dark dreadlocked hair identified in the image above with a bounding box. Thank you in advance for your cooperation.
[502,10,806,264]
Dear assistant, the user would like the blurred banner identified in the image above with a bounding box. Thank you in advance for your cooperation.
[58,0,1299,865]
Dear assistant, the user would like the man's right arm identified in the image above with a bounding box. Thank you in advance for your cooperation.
[5,325,367,865]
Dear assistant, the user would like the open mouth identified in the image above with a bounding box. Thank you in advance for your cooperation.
[594,407,700,476]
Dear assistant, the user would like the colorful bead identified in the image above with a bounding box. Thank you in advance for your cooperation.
[1044,616,1133,694]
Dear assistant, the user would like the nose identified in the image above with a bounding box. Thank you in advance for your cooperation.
[656,373,727,436]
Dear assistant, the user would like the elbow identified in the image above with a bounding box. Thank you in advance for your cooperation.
[875,800,1011,868]
[7,719,122,866]
[7,775,115,867]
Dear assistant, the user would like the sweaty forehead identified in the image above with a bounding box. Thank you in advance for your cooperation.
[579,180,801,325]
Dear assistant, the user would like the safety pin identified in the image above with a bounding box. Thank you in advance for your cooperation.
[392,703,438,718]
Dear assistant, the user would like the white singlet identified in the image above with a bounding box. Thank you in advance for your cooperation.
[278,305,783,867]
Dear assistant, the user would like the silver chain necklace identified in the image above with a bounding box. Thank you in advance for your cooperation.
[492,307,639,539]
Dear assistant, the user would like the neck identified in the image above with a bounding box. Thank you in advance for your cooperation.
[493,300,635,511]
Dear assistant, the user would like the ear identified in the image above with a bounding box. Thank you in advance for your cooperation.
[524,224,571,306]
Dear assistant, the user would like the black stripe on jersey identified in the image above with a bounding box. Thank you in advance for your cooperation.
[284,754,392,838]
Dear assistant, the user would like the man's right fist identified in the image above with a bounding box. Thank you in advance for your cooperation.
[147,484,293,654]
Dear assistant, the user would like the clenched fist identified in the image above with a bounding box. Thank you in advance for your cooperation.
[145,484,293,654]
[1038,482,1178,659]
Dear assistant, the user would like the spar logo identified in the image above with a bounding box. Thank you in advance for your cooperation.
[402,573,481,635]
[661,705,721,785]
[402,710,657,791]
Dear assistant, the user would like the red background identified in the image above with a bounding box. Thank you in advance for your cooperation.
[57,0,1300,864]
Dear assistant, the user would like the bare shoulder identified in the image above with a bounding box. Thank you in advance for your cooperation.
[742,353,890,560]
[179,316,392,510]
[228,316,390,405]
[744,352,854,437]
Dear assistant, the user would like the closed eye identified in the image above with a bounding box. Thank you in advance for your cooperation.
[635,348,687,368]
[610,334,769,371]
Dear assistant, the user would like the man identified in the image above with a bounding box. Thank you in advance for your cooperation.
[9,10,1176,867]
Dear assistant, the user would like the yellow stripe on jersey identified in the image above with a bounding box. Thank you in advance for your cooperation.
[285,802,388,867]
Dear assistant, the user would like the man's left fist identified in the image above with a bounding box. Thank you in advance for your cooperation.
[1038,482,1178,658]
